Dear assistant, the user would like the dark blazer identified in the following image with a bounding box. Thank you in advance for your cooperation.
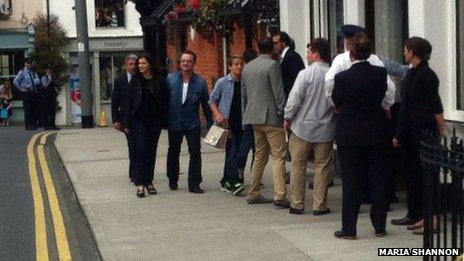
[281,49,305,97]
[122,73,169,129]
[395,61,443,141]
[332,61,390,147]
[111,74,131,124]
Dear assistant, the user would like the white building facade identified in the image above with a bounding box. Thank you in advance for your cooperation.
[280,0,462,122]
[50,0,143,125]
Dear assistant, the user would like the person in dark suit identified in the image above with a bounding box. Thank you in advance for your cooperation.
[272,31,305,97]
[122,53,169,198]
[390,37,444,234]
[332,33,394,240]
[111,54,138,183]
[40,65,60,130]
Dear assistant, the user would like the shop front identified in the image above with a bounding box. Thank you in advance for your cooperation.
[0,26,35,124]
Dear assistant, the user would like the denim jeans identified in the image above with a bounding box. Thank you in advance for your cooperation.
[221,125,254,184]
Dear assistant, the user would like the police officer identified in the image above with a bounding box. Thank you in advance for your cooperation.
[41,64,60,130]
[13,58,41,130]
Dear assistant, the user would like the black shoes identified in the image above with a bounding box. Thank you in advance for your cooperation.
[189,186,204,194]
[334,230,357,240]
[289,207,305,215]
[391,217,418,226]
[375,230,388,237]
[45,126,60,130]
[273,198,290,208]
[313,209,331,216]
[169,182,178,191]
[146,184,157,195]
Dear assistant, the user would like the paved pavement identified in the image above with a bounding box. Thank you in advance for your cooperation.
[55,127,423,261]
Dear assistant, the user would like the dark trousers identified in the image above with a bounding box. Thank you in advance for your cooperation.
[402,130,425,221]
[167,127,202,188]
[221,125,254,184]
[124,131,135,181]
[131,122,162,186]
[40,92,57,128]
[23,92,39,128]
[338,145,388,236]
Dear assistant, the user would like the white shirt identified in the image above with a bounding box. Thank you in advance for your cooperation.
[285,62,336,142]
[280,47,290,63]
[182,82,188,104]
[127,73,132,83]
[324,51,395,110]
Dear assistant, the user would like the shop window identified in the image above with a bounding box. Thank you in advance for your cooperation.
[0,51,23,100]
[95,0,125,28]
[457,0,464,110]
[99,53,126,101]
[309,0,344,57]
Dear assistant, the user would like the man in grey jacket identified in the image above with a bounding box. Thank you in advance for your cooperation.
[284,38,336,215]
[242,38,289,206]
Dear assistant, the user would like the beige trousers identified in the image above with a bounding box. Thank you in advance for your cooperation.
[289,133,333,211]
[248,124,287,201]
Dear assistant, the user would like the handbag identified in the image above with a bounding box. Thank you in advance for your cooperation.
[0,108,8,119]
[203,125,230,149]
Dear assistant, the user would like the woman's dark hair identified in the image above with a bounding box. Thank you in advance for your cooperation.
[138,52,160,75]
[258,37,274,54]
[242,48,258,63]
[350,33,373,60]
[307,38,332,64]
[404,37,432,61]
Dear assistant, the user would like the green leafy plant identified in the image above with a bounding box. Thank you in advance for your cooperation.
[30,13,69,90]
[191,0,232,43]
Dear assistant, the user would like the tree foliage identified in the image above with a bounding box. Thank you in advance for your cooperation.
[30,13,69,89]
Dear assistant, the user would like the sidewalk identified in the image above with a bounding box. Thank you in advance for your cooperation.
[55,128,421,261]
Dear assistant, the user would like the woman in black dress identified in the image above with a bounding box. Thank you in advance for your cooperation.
[123,53,168,198]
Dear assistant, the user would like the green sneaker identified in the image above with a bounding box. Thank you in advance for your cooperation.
[231,182,245,196]
[221,181,232,193]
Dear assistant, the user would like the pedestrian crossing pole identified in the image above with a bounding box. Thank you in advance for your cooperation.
[74,0,94,128]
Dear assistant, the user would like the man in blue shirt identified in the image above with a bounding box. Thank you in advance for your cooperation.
[13,58,42,130]
[166,50,213,194]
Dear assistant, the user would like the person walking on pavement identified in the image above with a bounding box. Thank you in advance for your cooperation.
[112,54,138,183]
[13,58,42,130]
[332,33,394,240]
[209,55,253,196]
[166,50,213,194]
[122,53,169,198]
[284,38,336,216]
[390,37,444,235]
[40,65,60,130]
[241,38,289,207]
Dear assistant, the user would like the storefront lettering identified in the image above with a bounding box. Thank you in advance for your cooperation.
[104,41,127,48]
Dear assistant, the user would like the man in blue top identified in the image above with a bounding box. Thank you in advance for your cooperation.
[13,57,42,130]
[166,50,213,194]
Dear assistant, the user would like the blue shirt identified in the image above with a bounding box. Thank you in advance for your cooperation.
[167,71,212,131]
[13,67,41,93]
[208,73,237,119]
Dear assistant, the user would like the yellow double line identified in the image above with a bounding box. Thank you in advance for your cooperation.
[27,132,71,261]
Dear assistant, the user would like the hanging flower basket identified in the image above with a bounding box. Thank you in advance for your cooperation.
[191,0,233,43]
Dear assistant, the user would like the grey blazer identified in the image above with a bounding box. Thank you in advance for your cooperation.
[241,54,286,127]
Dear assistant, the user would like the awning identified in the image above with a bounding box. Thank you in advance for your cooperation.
[151,0,180,19]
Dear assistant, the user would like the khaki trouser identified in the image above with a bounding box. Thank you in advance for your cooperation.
[289,133,333,211]
[248,124,287,201]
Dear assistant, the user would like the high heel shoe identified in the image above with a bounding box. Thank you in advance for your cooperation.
[137,187,145,198]
[146,184,157,195]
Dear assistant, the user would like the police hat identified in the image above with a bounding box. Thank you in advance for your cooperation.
[45,64,53,69]
[25,57,33,63]
[341,24,366,38]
